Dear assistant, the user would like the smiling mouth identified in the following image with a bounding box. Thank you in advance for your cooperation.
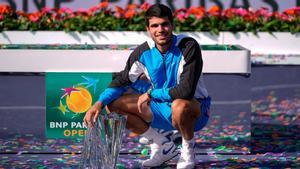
[157,35,167,39]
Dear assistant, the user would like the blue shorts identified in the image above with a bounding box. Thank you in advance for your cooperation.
[149,96,211,131]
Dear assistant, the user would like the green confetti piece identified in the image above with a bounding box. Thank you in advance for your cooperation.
[141,148,148,155]
[214,146,226,151]
[37,166,47,169]
[116,163,126,169]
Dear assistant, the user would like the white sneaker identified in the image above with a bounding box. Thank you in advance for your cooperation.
[177,146,195,169]
[142,141,178,167]
[139,129,181,144]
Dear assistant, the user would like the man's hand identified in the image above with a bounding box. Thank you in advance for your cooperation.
[83,101,102,128]
[137,93,151,113]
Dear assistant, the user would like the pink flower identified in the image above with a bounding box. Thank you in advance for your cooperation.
[177,13,185,22]
[60,7,73,15]
[174,8,187,22]
[0,14,4,21]
[279,13,291,21]
[41,7,53,14]
[255,7,271,17]
[235,8,248,16]
[77,8,86,13]
[88,6,99,13]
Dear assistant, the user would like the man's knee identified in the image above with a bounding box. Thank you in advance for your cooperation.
[171,99,191,125]
[107,101,119,112]
[172,99,190,114]
[107,97,125,112]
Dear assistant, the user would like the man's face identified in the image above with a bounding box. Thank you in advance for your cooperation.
[146,17,173,47]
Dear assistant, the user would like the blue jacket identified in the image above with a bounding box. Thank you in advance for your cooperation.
[99,34,208,106]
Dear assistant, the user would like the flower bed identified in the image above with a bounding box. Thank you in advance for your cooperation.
[0,2,299,34]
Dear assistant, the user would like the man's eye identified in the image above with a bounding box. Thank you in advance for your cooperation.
[162,22,169,26]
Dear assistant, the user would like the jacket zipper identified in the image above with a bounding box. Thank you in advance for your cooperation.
[162,55,167,81]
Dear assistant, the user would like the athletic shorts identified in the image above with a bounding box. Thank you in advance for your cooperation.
[149,96,211,131]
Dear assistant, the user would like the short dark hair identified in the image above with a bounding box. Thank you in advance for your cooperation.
[145,4,173,26]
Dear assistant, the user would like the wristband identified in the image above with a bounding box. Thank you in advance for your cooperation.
[146,88,152,98]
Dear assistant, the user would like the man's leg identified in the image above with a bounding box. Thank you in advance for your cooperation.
[108,94,178,167]
[171,99,201,139]
[171,99,201,169]
[107,94,152,135]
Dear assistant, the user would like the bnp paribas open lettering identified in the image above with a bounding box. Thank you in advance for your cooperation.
[2,0,299,13]
[49,122,87,129]
[109,0,295,12]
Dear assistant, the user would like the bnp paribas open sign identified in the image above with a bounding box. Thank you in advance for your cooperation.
[46,72,112,138]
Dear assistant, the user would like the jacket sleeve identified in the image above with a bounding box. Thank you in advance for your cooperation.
[150,38,203,101]
[98,47,143,106]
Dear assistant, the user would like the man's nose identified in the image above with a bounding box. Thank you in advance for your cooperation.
[157,25,165,31]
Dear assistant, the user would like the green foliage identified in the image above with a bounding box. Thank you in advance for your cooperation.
[0,4,299,34]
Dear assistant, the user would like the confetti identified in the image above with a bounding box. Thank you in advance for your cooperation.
[0,68,299,168]
[141,148,148,156]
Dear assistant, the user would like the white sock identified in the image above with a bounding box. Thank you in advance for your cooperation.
[182,137,195,150]
[141,127,168,145]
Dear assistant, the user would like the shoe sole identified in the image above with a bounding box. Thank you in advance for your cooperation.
[142,151,179,168]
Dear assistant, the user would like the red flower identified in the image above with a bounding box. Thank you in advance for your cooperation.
[140,2,150,11]
[223,8,235,18]
[0,4,13,15]
[243,11,258,22]
[16,10,26,17]
[284,7,300,16]
[127,4,138,10]
[125,9,135,19]
[98,1,109,9]
[0,14,4,21]
[27,12,40,22]
[285,9,295,15]
[187,6,205,19]
[76,8,92,17]
[114,5,125,18]
[208,5,221,16]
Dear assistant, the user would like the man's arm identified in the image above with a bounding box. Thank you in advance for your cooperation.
[83,101,102,127]
[98,45,145,106]
[84,46,145,126]
[150,38,203,101]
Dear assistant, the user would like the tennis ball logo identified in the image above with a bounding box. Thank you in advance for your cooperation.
[66,87,92,113]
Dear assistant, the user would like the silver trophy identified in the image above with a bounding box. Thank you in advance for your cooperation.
[80,113,127,169]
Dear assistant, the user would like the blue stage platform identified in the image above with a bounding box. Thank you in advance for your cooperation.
[0,66,299,168]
